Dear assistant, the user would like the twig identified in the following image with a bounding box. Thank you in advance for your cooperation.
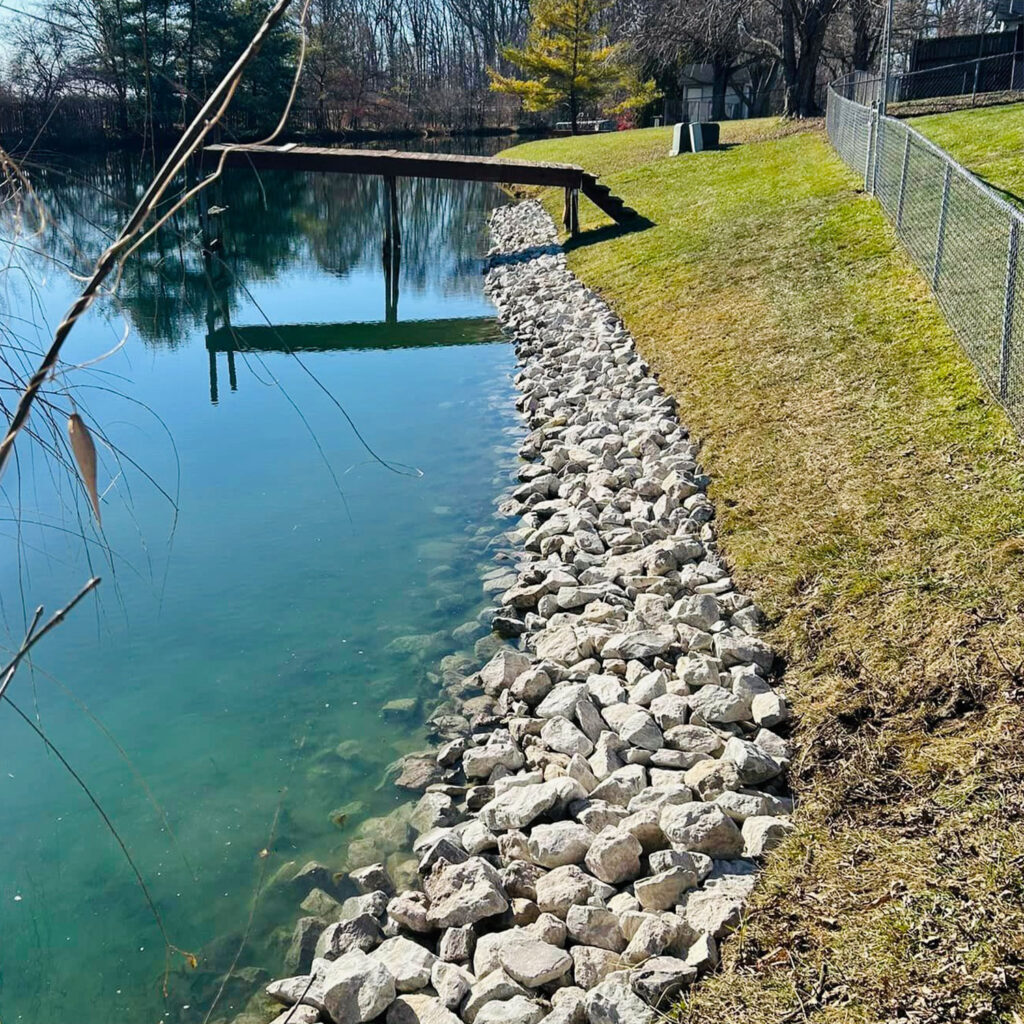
[0,575,100,701]
[3,694,195,974]
[201,798,284,1024]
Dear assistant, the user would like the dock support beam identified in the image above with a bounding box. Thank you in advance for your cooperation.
[562,187,580,236]
[383,175,401,324]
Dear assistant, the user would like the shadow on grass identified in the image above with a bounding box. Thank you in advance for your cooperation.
[563,216,656,251]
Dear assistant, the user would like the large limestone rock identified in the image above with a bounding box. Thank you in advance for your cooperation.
[497,935,573,987]
[318,949,397,1023]
[634,866,698,911]
[629,955,697,1008]
[463,969,530,1023]
[464,737,526,779]
[315,914,384,960]
[386,993,463,1024]
[371,935,436,992]
[584,826,643,884]
[569,945,623,989]
[526,821,592,868]
[660,803,744,857]
[535,865,608,918]
[540,715,594,756]
[425,857,509,928]
[584,978,658,1024]
[479,777,586,831]
[473,995,547,1024]
[565,904,626,952]
[481,649,534,696]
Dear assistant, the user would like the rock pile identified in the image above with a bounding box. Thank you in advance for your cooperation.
[260,200,794,1024]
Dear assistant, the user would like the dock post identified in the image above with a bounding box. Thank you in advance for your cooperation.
[383,175,401,323]
[562,187,580,235]
[208,348,218,404]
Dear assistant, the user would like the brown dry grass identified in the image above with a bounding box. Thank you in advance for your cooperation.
[503,120,1024,1022]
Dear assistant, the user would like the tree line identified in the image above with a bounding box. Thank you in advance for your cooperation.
[0,0,1003,142]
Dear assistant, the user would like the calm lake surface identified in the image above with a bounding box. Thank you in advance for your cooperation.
[0,143,518,1023]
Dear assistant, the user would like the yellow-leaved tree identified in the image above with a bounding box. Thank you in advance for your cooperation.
[489,0,655,134]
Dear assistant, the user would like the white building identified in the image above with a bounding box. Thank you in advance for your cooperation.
[664,64,754,122]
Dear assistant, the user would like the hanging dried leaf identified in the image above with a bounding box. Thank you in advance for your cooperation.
[68,413,102,526]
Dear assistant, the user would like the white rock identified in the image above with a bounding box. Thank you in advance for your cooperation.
[588,764,647,807]
[479,777,587,831]
[742,815,794,856]
[629,955,697,1008]
[660,803,744,857]
[564,903,626,952]
[536,683,589,719]
[481,650,534,695]
[722,737,782,784]
[463,969,530,1023]
[585,978,657,1024]
[534,625,584,665]
[319,949,397,1023]
[498,936,573,987]
[686,684,749,724]
[387,993,463,1024]
[569,945,623,989]
[371,935,436,992]
[540,715,594,756]
[425,857,509,928]
[715,790,773,821]
[634,867,698,911]
[648,693,689,731]
[474,995,546,1024]
[584,826,643,884]
[751,691,789,727]
[527,821,592,868]
[431,960,473,1010]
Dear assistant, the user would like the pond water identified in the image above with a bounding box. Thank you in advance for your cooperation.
[0,145,519,1023]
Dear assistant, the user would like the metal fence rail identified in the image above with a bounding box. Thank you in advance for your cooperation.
[826,71,1024,424]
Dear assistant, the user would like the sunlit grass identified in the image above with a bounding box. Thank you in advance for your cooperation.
[502,122,1024,1022]
[910,101,1024,201]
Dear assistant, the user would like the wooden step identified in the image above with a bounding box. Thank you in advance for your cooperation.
[580,174,638,224]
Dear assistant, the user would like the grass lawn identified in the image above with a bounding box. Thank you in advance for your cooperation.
[501,120,1024,1022]
[909,101,1024,201]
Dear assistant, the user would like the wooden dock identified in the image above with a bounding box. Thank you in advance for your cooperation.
[204,143,638,231]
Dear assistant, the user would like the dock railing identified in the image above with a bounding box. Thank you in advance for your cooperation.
[826,69,1024,425]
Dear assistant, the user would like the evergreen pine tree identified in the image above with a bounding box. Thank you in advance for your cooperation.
[489,0,623,133]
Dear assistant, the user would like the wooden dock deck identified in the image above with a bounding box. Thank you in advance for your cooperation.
[204,143,638,230]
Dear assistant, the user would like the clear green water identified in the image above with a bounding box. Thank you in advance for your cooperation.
[0,151,516,1023]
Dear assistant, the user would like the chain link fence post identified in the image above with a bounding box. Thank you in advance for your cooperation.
[1000,218,1019,400]
[933,164,951,290]
[865,111,876,192]
[896,132,912,229]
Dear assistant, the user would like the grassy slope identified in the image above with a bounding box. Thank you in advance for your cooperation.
[502,121,1024,1022]
[910,101,1024,201]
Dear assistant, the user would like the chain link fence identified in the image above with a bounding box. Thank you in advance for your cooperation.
[826,69,1024,425]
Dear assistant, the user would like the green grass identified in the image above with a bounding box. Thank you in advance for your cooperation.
[910,101,1024,201]
[502,120,1024,1022]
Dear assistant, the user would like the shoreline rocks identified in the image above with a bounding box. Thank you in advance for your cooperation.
[256,200,794,1024]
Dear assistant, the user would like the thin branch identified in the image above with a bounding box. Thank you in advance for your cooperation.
[0,575,100,702]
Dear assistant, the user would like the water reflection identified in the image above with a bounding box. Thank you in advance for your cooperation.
[0,142,518,1024]
[26,141,508,353]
